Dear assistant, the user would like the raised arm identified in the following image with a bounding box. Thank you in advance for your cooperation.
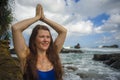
[43,18,67,53]
[40,5,67,53]
[12,4,42,60]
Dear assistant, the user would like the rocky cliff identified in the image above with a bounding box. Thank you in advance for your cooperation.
[0,40,23,80]
[93,53,120,70]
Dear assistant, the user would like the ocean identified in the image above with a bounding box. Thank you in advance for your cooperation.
[61,48,120,80]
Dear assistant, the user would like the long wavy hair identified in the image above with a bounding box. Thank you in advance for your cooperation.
[23,25,63,80]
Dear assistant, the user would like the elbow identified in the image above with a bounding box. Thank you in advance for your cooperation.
[11,25,17,31]
[65,28,67,33]
[11,24,20,32]
[60,28,67,36]
[63,28,67,34]
[58,27,67,35]
[61,28,67,35]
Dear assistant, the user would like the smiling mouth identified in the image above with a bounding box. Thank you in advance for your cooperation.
[42,42,49,46]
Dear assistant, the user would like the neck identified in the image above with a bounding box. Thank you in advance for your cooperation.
[37,50,48,63]
[37,49,47,57]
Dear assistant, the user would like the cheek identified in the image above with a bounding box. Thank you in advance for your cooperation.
[35,37,42,44]
[48,38,51,42]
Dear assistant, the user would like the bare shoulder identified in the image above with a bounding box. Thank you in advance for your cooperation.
[17,47,30,61]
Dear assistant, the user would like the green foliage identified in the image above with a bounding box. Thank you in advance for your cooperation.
[0,0,14,40]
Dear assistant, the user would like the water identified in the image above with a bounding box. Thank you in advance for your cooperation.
[61,48,120,80]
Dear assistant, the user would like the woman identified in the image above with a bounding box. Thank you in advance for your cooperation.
[12,4,67,80]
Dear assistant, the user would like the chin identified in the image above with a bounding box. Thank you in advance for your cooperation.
[42,47,49,51]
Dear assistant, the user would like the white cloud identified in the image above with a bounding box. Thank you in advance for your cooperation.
[94,13,120,46]
[113,31,120,41]
[68,20,94,35]
[108,13,120,24]
[13,1,35,22]
[95,36,111,44]
[42,0,66,13]
[94,13,120,33]
[65,0,114,18]
[11,0,120,47]
[13,0,120,33]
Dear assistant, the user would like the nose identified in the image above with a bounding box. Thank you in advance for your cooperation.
[43,37,49,42]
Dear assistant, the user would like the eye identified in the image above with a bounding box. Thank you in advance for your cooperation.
[47,36,50,38]
[38,35,44,38]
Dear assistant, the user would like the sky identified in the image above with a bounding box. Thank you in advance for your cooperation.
[10,0,120,48]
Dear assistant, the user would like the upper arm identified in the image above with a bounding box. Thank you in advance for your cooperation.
[54,30,67,53]
[12,26,29,60]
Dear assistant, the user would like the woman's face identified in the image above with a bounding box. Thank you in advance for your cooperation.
[35,29,51,51]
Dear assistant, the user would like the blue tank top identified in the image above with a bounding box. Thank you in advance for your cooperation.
[37,68,56,80]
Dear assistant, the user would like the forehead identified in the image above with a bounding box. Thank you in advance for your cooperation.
[37,29,50,35]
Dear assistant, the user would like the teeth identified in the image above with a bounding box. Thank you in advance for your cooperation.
[42,43,48,45]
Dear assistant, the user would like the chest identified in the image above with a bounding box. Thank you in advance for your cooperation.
[36,57,53,71]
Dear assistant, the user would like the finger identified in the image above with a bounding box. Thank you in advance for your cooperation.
[37,4,42,7]
[41,6,45,20]
[41,5,43,14]
[36,4,41,16]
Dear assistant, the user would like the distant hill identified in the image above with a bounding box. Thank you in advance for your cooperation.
[100,44,119,48]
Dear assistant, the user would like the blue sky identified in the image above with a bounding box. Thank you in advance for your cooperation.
[10,0,120,48]
[89,13,110,26]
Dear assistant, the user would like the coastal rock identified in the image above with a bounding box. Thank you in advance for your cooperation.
[76,72,106,79]
[93,53,120,70]
[93,54,110,61]
[61,48,83,53]
[66,66,78,71]
[61,43,83,53]
[76,73,89,78]
[0,40,23,80]
[110,59,120,69]
[100,44,119,48]
[74,43,80,49]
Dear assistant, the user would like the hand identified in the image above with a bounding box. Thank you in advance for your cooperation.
[36,4,45,21]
